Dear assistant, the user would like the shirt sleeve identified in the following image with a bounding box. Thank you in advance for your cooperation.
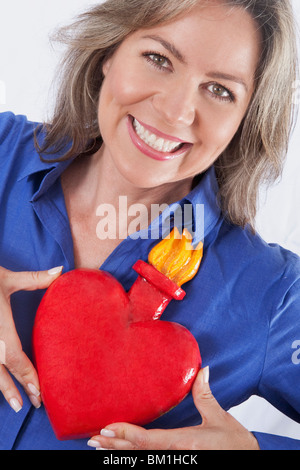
[0,111,16,144]
[256,258,300,450]
[0,112,43,183]
[253,432,300,450]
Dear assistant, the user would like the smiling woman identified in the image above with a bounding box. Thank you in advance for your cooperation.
[35,0,297,228]
[0,0,300,452]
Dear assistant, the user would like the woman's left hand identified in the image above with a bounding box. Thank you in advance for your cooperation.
[87,367,260,451]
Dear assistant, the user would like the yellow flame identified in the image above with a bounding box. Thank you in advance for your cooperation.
[148,228,203,287]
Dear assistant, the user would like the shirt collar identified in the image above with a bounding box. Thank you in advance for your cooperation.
[17,138,69,180]
[17,152,74,202]
[144,166,222,245]
[183,165,222,243]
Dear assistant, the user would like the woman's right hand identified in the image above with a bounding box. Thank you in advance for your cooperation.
[0,265,63,412]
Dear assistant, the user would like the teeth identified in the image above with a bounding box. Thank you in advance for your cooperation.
[133,118,183,153]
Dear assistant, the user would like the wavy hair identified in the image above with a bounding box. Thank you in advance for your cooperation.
[35,0,298,228]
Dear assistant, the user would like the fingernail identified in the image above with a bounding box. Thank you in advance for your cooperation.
[100,429,116,437]
[87,439,101,448]
[9,398,22,413]
[29,395,41,409]
[28,383,40,397]
[203,366,210,384]
[48,266,63,276]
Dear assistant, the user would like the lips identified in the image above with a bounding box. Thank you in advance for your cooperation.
[127,116,192,162]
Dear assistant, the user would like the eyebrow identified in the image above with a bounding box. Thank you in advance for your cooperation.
[205,72,249,93]
[142,34,187,65]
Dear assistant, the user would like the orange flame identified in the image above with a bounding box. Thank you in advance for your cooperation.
[148,228,203,287]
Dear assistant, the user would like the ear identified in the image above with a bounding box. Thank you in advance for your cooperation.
[102,57,112,77]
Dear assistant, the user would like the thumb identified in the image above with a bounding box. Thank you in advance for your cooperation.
[192,366,223,426]
[4,266,64,294]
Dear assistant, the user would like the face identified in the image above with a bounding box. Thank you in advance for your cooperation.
[98,1,261,192]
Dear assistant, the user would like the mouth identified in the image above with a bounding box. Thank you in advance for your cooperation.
[127,115,192,162]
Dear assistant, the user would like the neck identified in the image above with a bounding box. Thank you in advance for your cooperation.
[98,145,191,204]
[63,146,194,237]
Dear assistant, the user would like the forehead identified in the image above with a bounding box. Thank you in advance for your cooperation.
[129,2,261,78]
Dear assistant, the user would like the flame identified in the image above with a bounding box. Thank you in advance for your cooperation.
[148,227,203,287]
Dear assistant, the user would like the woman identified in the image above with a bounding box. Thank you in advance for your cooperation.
[0,0,299,450]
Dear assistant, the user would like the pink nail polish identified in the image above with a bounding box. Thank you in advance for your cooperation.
[100,429,116,437]
[203,366,210,384]
[28,383,40,397]
[48,266,63,276]
[9,398,22,413]
[87,439,101,448]
[29,395,41,409]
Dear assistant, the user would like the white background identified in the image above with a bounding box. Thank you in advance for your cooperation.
[0,0,300,441]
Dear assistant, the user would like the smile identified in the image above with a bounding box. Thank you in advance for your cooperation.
[127,115,192,162]
[133,118,183,153]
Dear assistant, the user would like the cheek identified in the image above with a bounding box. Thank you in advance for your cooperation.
[200,106,244,151]
[102,63,150,109]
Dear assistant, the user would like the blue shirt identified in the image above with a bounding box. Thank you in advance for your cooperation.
[0,111,300,450]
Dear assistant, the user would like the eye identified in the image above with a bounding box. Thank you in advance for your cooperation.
[143,52,171,71]
[207,83,235,102]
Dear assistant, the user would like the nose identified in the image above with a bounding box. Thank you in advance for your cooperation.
[152,82,197,128]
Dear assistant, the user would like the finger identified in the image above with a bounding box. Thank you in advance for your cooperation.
[98,424,178,450]
[102,424,152,450]
[6,349,41,409]
[2,333,42,409]
[192,366,225,426]
[0,319,41,408]
[89,425,154,450]
[88,435,136,450]
[0,286,44,408]
[0,363,23,412]
[1,266,63,295]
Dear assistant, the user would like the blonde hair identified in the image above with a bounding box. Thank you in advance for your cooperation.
[35,0,298,228]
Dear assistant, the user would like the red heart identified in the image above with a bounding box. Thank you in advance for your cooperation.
[33,261,201,440]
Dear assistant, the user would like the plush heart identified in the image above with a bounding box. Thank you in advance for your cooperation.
[33,261,201,440]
